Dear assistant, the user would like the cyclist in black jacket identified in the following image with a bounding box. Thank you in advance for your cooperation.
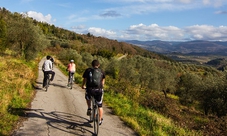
[82,60,105,125]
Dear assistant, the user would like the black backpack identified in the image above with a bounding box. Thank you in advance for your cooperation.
[87,68,102,88]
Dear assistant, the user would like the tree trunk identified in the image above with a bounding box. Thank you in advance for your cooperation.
[162,89,167,98]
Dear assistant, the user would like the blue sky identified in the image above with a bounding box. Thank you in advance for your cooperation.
[1,0,227,41]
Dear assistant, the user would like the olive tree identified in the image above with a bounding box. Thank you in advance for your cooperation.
[156,68,178,98]
[177,72,202,106]
[6,13,49,60]
[0,18,6,51]
[197,73,227,117]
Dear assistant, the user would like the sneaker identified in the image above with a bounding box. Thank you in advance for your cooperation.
[87,108,91,116]
[99,118,103,125]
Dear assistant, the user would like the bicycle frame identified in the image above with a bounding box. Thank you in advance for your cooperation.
[68,72,74,89]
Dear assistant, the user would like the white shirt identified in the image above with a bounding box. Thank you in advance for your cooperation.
[42,59,53,71]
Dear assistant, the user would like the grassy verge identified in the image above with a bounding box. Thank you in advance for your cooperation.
[104,90,203,136]
[0,56,38,135]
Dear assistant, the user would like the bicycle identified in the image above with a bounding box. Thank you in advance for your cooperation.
[67,72,74,89]
[89,95,100,136]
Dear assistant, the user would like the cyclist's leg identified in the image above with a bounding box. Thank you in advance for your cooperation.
[68,72,71,83]
[43,71,48,87]
[50,71,55,81]
[95,89,104,124]
[71,72,75,81]
[98,108,103,125]
[85,89,92,115]
[67,72,70,86]
[70,72,74,82]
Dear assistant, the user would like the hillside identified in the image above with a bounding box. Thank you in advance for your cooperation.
[125,40,227,55]
[206,58,227,70]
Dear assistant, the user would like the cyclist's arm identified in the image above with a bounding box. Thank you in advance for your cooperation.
[102,78,105,88]
[42,62,45,71]
[66,64,70,71]
[82,78,87,89]
[49,61,53,70]
[101,70,105,87]
[82,68,89,89]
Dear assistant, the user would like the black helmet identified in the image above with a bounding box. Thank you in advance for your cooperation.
[46,55,51,59]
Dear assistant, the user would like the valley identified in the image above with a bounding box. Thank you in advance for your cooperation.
[125,40,227,68]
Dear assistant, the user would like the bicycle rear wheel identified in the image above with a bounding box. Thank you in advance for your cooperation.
[68,75,73,89]
[93,105,100,136]
[70,77,73,89]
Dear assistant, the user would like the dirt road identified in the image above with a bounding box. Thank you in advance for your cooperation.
[13,59,137,136]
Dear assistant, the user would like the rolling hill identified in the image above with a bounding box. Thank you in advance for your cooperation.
[125,40,227,55]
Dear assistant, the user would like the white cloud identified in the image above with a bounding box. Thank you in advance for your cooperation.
[26,11,54,24]
[75,24,227,41]
[185,25,227,41]
[87,27,117,38]
[71,25,86,33]
[123,23,184,41]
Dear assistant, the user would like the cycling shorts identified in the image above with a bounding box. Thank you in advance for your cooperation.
[85,88,104,107]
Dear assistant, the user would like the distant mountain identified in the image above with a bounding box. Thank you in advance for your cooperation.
[125,40,227,55]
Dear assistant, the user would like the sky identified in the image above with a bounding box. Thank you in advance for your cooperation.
[0,0,227,41]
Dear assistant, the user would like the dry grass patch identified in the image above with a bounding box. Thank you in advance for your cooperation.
[0,56,37,135]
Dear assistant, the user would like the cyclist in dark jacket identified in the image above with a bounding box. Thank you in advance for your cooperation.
[82,60,105,125]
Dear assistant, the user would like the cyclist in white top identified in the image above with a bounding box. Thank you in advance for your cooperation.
[42,56,55,88]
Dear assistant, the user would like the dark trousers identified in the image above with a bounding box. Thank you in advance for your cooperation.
[43,71,55,87]
[68,72,75,83]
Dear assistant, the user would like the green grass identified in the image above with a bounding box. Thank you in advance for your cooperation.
[0,56,37,135]
[104,90,203,136]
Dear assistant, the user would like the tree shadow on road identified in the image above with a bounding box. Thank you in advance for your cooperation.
[10,108,95,136]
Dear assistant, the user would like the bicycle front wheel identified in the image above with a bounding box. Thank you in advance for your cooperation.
[70,80,73,89]
[93,106,100,136]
